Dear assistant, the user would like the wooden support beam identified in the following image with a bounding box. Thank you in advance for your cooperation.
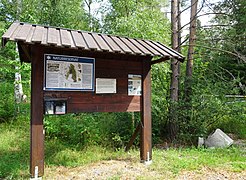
[140,59,152,163]
[30,46,44,178]
[125,123,141,152]
[151,57,170,65]
[18,43,31,62]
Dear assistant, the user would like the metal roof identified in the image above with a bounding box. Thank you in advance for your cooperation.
[2,22,185,62]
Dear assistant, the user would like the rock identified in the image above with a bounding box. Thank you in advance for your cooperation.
[205,129,234,148]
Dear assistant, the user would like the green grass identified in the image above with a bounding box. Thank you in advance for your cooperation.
[151,147,246,174]
[0,115,245,179]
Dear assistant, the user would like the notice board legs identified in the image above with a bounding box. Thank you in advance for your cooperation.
[140,59,152,164]
[30,46,44,178]
[30,124,44,178]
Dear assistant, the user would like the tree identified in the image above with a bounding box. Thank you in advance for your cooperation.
[168,0,181,141]
[103,0,170,42]
[0,0,93,109]
[184,0,198,103]
[194,0,246,94]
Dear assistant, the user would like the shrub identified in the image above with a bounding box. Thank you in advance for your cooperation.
[0,82,15,123]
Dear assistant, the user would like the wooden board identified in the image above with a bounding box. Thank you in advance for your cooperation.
[43,53,144,112]
[30,46,44,177]
[140,59,152,162]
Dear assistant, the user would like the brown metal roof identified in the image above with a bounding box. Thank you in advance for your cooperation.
[2,22,185,62]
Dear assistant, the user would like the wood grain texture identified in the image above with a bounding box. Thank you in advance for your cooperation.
[2,22,185,62]
[32,26,44,43]
[1,22,19,39]
[91,33,112,52]
[43,56,145,112]
[120,37,143,55]
[82,32,99,50]
[101,35,123,53]
[15,24,32,41]
[135,39,161,56]
[127,38,152,55]
[111,36,133,54]
[30,46,44,177]
[60,29,72,47]
[47,28,61,46]
[144,40,170,57]
[71,31,88,49]
[140,59,152,162]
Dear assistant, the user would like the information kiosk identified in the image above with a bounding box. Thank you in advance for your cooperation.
[2,22,184,178]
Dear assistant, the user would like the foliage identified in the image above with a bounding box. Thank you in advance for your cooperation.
[175,0,246,143]
[44,112,139,148]
[177,53,246,144]
[103,0,170,42]
[198,0,246,94]
[0,82,15,122]
[0,114,30,178]
[151,63,171,142]
[0,0,94,30]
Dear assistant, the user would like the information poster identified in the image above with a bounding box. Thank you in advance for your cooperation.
[96,78,117,93]
[128,74,141,96]
[44,54,95,91]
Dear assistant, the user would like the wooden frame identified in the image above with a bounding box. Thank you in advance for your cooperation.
[2,22,184,178]
[28,45,153,177]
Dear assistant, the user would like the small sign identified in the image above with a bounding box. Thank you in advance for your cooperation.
[44,99,67,115]
[128,74,141,96]
[96,78,117,94]
[44,54,95,91]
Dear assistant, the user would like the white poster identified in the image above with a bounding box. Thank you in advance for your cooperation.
[128,74,141,96]
[96,78,116,93]
[44,54,95,91]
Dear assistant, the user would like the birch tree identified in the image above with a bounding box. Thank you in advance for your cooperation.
[15,0,24,104]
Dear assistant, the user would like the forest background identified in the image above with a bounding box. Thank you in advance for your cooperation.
[0,0,245,150]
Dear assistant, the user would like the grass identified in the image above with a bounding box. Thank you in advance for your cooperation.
[0,115,245,179]
[152,147,246,174]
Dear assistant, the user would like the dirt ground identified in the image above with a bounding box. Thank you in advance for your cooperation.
[45,159,246,180]
[45,139,246,180]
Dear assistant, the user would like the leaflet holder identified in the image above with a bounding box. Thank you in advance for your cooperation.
[44,98,67,115]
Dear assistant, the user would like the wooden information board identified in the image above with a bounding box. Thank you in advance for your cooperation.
[1,22,184,179]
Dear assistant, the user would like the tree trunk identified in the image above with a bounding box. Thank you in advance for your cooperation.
[15,0,24,104]
[169,0,181,142]
[85,0,93,31]
[185,0,198,103]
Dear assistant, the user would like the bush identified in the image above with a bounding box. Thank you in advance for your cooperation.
[0,82,15,123]
[44,112,138,148]
[208,101,246,138]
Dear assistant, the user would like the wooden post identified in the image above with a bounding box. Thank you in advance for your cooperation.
[30,46,44,178]
[140,59,152,163]
[125,123,141,152]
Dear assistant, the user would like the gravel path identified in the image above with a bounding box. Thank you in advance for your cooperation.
[45,160,246,180]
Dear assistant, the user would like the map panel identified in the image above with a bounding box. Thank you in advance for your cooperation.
[44,54,95,91]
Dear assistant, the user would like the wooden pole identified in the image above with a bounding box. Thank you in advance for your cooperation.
[140,59,152,163]
[30,46,44,178]
[125,123,141,152]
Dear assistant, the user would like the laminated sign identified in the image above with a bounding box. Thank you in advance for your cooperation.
[128,74,141,96]
[44,54,95,91]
